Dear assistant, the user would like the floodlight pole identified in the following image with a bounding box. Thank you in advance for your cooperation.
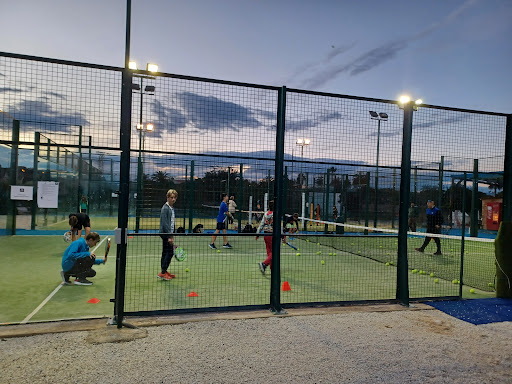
[374,118,381,228]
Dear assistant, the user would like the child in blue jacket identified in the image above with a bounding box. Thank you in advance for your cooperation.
[61,232,105,286]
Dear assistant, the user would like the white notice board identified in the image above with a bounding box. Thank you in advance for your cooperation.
[11,185,34,201]
[37,181,59,208]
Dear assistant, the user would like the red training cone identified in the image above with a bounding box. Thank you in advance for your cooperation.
[281,281,291,291]
[187,291,199,297]
[87,298,100,304]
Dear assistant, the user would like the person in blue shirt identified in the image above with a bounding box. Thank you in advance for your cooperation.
[60,232,105,286]
[415,200,443,255]
[209,193,233,249]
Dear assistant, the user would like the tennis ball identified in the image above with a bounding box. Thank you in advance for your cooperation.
[430,273,435,277]
[379,245,383,248]
[419,270,426,275]
[488,283,494,287]
[321,260,325,265]
[306,239,309,242]
[317,243,320,246]
[185,268,189,272]
[296,253,301,256]
[351,243,355,246]
[412,269,418,274]
[317,251,322,255]
[470,289,475,294]
[329,252,333,256]
[217,249,220,253]
[386,262,390,266]
[452,279,458,284]
[333,253,336,256]
[434,279,439,283]
[386,252,390,255]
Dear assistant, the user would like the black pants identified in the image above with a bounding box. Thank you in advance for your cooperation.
[68,257,96,279]
[420,229,441,253]
[161,238,174,273]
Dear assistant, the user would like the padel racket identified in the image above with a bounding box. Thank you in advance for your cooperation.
[174,246,187,262]
[104,237,111,263]
[285,241,298,251]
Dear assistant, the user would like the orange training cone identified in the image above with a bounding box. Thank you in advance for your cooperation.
[281,281,291,291]
[87,298,100,304]
[187,291,199,297]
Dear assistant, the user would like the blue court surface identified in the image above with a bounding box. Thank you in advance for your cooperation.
[427,298,512,325]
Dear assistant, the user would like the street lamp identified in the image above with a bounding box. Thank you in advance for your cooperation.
[296,138,311,187]
[369,111,388,228]
[131,61,158,233]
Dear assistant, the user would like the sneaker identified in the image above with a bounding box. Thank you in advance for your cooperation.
[209,243,217,249]
[223,243,233,249]
[414,248,424,253]
[157,272,172,280]
[258,262,266,274]
[73,278,93,286]
[433,251,442,256]
[164,271,176,279]
[60,270,71,285]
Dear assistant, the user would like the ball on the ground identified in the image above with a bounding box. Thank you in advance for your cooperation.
[185,268,189,272]
[430,273,435,277]
[217,249,220,253]
[333,253,336,256]
[321,260,325,265]
[389,261,393,265]
[434,279,439,283]
[358,251,361,254]
[317,243,320,246]
[306,239,309,242]
[296,253,300,256]
[317,251,322,255]
[386,262,390,266]
[379,245,383,248]
[412,269,418,274]
[329,252,333,256]
[452,279,458,284]
[488,283,494,288]
[470,289,475,293]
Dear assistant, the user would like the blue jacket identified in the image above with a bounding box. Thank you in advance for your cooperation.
[426,206,443,232]
[62,238,103,272]
[217,201,228,223]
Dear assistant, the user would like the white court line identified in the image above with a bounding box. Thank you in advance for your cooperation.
[20,236,109,324]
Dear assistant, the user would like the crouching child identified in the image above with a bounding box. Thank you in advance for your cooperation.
[61,232,105,286]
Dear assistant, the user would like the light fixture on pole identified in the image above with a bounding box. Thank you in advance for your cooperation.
[131,60,158,233]
[296,138,311,187]
[369,111,388,228]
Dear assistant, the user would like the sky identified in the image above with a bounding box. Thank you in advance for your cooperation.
[1,0,511,113]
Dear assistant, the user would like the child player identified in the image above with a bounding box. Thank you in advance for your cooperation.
[158,189,178,280]
[209,193,233,249]
[60,232,105,286]
[257,200,274,274]
[68,212,91,241]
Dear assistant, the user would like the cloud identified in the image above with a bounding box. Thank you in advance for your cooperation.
[286,111,345,131]
[0,87,23,93]
[43,91,67,100]
[177,92,262,131]
[5,99,89,132]
[150,99,188,136]
[299,0,479,89]
[412,114,468,130]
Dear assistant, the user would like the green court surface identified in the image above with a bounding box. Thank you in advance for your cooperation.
[1,233,495,324]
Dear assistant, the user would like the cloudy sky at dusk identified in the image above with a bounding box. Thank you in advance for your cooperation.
[1,0,511,113]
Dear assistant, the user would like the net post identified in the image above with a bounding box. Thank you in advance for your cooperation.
[31,132,40,230]
[391,168,397,229]
[270,86,286,314]
[396,101,413,307]
[459,172,467,298]
[109,159,114,217]
[324,168,330,234]
[7,119,20,235]
[237,163,243,233]
[188,160,195,233]
[470,159,479,237]
[183,164,188,229]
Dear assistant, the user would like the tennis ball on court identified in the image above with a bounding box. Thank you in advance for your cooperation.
[317,243,320,246]
[217,249,220,253]
[419,270,426,275]
[306,239,309,242]
[452,279,458,284]
[470,289,475,294]
[296,253,301,256]
[351,243,355,246]
[412,269,418,274]
[389,261,393,265]
[379,245,383,248]
[358,251,362,254]
[321,260,325,265]
[329,252,333,256]
[430,273,435,277]
[185,268,189,272]
[386,252,391,256]
[333,253,336,256]
[434,279,439,283]
[317,251,322,255]
[386,262,390,266]
[488,283,494,288]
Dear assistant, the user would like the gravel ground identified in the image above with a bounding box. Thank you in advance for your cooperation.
[1,309,511,384]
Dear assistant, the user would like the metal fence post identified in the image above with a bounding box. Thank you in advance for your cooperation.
[503,115,512,222]
[7,119,20,235]
[470,159,479,237]
[364,172,370,235]
[238,163,243,233]
[270,86,286,314]
[459,172,467,298]
[31,132,40,230]
[188,160,195,233]
[396,101,414,306]
[78,125,83,211]
[438,155,444,210]
[113,0,133,329]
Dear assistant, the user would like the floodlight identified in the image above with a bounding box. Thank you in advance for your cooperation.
[146,123,154,132]
[296,138,304,145]
[144,85,155,92]
[131,83,141,91]
[129,61,137,70]
[147,63,159,72]
[137,123,144,130]
[379,113,388,119]
[369,111,379,118]
[415,99,423,105]
[399,95,411,104]
[304,138,311,145]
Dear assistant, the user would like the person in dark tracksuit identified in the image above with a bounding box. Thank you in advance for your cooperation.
[415,200,443,255]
